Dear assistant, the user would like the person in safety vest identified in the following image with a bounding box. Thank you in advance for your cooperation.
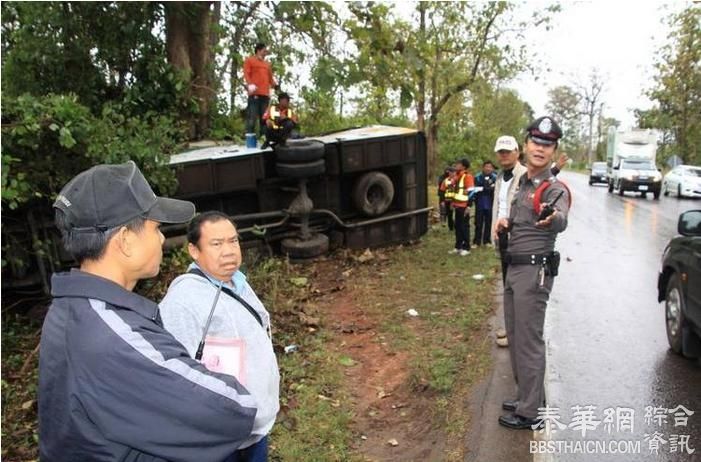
[449,158,475,256]
[438,166,456,231]
[262,92,299,149]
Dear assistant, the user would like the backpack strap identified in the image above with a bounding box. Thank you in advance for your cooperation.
[187,267,264,327]
[533,178,573,215]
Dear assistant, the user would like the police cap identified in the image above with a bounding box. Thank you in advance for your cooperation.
[526,116,562,146]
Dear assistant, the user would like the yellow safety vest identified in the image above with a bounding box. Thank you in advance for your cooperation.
[269,106,295,130]
[453,174,469,203]
[443,177,455,201]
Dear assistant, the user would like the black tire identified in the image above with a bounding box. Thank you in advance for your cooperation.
[276,159,325,178]
[663,184,669,196]
[608,181,614,193]
[281,233,329,259]
[352,171,395,217]
[678,184,683,199]
[653,190,660,200]
[274,139,325,163]
[665,273,688,356]
[589,180,593,186]
[618,182,624,196]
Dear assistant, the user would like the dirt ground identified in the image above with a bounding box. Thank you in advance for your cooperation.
[309,258,450,462]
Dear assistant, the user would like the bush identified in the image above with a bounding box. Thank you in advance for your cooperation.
[1,93,182,278]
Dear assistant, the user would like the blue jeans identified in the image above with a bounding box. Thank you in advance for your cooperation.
[225,436,268,462]
[246,96,270,136]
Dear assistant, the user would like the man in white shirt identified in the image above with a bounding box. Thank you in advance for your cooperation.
[491,135,527,348]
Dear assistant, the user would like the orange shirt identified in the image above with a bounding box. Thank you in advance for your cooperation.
[243,56,274,97]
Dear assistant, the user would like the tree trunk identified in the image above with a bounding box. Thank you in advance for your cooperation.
[165,1,215,140]
[228,2,260,116]
[427,119,439,177]
[415,3,426,133]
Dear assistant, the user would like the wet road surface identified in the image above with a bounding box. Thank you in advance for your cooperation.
[543,171,701,461]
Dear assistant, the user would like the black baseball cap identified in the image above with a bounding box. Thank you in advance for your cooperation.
[54,161,195,231]
[526,116,563,145]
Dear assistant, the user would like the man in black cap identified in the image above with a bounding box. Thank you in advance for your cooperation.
[494,116,571,430]
[39,161,258,461]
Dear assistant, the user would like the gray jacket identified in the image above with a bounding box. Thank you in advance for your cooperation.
[39,270,257,462]
[160,270,280,450]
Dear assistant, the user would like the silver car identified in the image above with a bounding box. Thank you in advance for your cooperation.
[663,165,701,198]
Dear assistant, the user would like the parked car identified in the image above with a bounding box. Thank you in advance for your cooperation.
[588,161,608,185]
[662,165,701,198]
[658,209,701,358]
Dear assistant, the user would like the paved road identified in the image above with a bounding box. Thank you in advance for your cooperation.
[543,171,701,461]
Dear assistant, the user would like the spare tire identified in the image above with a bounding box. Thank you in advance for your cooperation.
[352,171,394,217]
[275,139,325,163]
[276,159,326,178]
[281,233,329,260]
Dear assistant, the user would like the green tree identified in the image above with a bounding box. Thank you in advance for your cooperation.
[639,5,701,165]
[345,2,557,175]
[439,83,531,168]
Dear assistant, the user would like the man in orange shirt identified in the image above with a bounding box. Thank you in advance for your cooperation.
[450,158,475,256]
[244,43,277,137]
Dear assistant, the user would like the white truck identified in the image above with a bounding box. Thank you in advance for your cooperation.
[607,127,662,199]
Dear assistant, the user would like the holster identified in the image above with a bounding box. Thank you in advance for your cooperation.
[546,251,560,277]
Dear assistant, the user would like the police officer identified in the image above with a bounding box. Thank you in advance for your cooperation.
[495,116,571,430]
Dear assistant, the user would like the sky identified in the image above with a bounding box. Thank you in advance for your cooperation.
[507,1,689,129]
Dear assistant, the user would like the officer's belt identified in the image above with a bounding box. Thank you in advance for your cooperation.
[505,252,553,266]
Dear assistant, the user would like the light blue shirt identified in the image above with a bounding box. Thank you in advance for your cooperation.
[188,262,248,296]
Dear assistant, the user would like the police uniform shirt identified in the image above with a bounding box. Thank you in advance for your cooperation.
[508,169,570,254]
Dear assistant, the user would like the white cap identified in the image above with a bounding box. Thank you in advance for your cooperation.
[494,135,518,152]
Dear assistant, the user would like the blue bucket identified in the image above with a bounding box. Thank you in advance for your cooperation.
[245,133,257,149]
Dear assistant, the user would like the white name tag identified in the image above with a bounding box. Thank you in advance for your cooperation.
[201,337,247,385]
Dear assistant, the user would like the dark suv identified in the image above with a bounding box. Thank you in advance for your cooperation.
[658,210,701,358]
[589,161,608,185]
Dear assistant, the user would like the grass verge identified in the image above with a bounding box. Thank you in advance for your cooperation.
[2,213,499,461]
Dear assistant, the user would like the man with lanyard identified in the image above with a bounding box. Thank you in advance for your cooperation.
[471,160,497,247]
[40,162,258,461]
[244,43,277,137]
[160,211,279,461]
[450,158,474,256]
[262,92,299,149]
[495,117,571,430]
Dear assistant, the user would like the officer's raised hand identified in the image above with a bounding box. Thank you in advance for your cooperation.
[535,205,559,228]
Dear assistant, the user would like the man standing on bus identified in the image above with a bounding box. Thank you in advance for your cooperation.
[244,43,277,137]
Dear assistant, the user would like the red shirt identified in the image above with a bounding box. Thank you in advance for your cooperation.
[243,56,274,96]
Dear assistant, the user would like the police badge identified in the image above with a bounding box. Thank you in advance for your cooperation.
[539,118,552,134]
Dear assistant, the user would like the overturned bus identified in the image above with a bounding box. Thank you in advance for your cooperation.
[166,125,430,259]
[2,125,430,291]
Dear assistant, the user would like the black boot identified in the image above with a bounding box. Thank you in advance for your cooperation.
[502,399,518,412]
[498,413,544,430]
